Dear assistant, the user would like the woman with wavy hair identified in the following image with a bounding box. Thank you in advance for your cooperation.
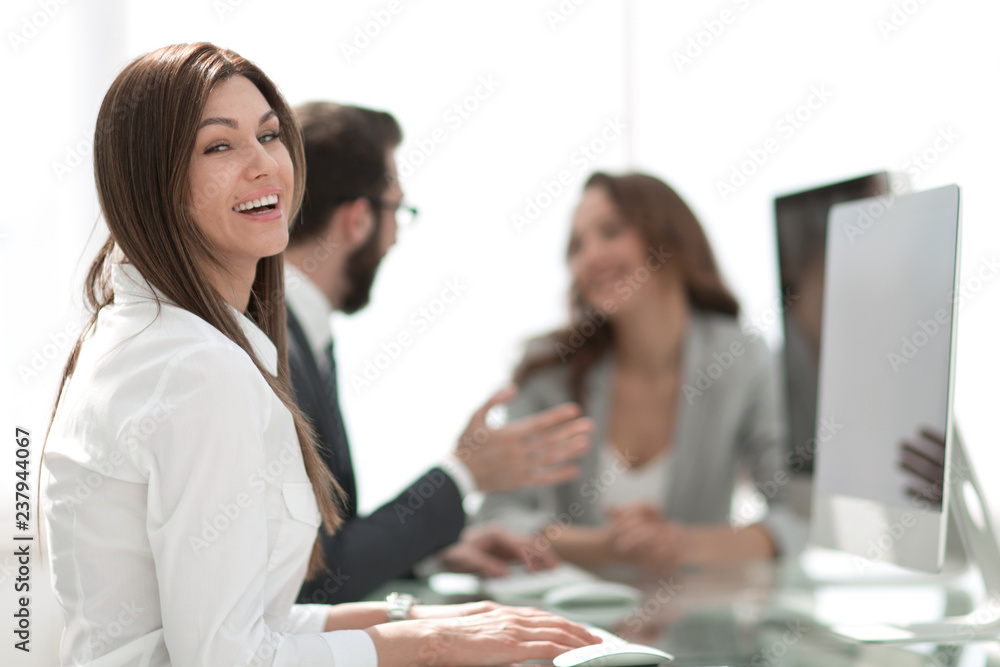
[479,172,803,572]
[41,43,596,667]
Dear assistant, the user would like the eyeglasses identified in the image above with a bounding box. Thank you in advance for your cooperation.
[367,197,419,228]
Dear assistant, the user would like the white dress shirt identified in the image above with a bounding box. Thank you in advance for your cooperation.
[42,262,378,667]
[283,263,477,497]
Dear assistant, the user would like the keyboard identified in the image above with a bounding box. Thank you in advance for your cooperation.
[482,563,599,603]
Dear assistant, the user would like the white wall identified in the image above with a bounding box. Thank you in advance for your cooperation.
[2,1,999,664]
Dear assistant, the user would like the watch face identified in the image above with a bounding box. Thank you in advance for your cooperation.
[387,593,417,621]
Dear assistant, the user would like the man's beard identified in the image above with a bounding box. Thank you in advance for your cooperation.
[341,222,385,314]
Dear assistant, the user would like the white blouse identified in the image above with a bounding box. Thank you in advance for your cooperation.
[42,262,377,667]
[597,443,672,514]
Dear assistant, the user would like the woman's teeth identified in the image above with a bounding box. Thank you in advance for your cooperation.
[233,193,279,213]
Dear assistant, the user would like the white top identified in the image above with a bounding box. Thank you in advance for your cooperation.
[597,443,671,514]
[283,263,477,498]
[42,262,378,667]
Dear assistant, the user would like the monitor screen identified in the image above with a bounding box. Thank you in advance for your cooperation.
[810,184,961,573]
[774,172,898,475]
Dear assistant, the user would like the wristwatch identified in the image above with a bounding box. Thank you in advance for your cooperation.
[385,592,419,622]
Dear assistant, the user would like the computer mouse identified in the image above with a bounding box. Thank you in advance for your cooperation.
[544,581,643,609]
[553,642,674,667]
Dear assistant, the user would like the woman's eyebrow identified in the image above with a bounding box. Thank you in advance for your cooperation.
[197,109,277,130]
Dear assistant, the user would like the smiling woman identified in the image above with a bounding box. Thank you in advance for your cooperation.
[39,42,598,667]
[187,76,294,305]
[478,171,806,573]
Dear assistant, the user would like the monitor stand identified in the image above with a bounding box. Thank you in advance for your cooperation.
[833,426,1000,643]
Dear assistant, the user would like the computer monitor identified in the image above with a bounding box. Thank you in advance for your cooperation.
[809,184,1000,643]
[774,172,900,475]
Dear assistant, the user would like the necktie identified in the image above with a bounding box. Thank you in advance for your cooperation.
[322,341,340,407]
[321,340,356,514]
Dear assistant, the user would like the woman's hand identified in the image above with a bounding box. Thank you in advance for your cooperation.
[410,600,501,620]
[899,426,947,506]
[607,502,688,572]
[366,605,601,667]
[437,523,559,577]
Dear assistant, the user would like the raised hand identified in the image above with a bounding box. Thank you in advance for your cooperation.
[455,385,594,493]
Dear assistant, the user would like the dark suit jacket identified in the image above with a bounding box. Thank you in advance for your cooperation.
[288,307,466,604]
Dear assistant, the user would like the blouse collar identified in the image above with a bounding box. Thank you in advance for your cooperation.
[111,262,278,376]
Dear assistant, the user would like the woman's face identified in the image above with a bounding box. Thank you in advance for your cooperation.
[568,186,653,315]
[187,75,294,277]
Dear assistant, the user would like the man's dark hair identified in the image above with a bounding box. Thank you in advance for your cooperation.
[289,102,403,245]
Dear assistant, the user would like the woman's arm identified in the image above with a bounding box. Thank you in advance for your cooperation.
[140,346,373,666]
[322,601,503,631]
[323,602,394,630]
[606,502,776,571]
[539,525,619,569]
[678,522,776,564]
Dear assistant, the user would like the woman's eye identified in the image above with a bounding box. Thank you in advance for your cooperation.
[259,129,282,144]
[204,142,229,154]
[602,223,623,239]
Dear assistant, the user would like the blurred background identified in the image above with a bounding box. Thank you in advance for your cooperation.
[2,1,998,663]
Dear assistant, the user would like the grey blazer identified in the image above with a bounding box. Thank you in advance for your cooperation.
[477,310,806,555]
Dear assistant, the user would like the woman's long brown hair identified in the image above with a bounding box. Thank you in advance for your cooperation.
[44,43,342,577]
[515,171,741,405]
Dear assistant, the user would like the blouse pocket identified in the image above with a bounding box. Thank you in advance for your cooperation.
[282,482,321,527]
[267,482,321,576]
